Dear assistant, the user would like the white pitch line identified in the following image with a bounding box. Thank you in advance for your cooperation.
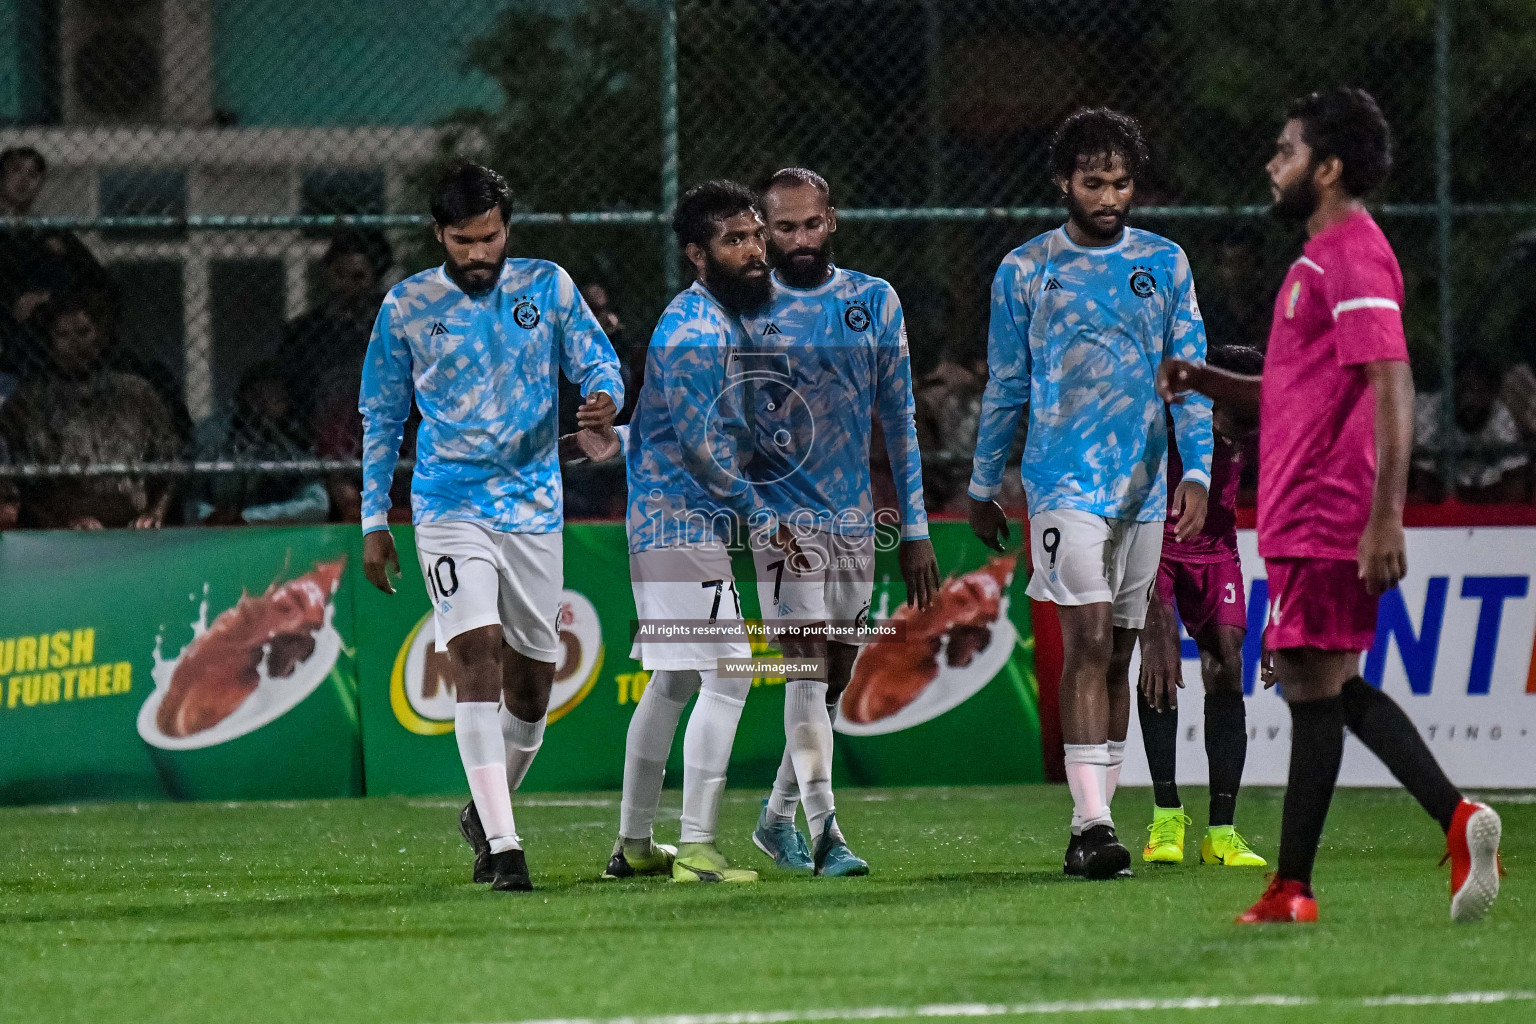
[464,991,1536,1024]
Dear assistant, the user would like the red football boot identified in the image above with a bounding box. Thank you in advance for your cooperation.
[1236,876,1318,924]
[1445,800,1502,923]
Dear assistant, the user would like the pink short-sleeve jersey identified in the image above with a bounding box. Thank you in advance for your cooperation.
[1258,210,1409,560]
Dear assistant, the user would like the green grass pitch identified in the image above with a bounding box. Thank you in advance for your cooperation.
[1,786,1531,1024]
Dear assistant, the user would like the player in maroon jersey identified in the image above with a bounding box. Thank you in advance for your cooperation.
[1137,344,1267,869]
[1159,87,1501,924]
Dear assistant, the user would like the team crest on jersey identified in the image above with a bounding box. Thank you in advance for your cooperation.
[512,299,541,329]
[1043,278,1062,292]
[844,301,871,332]
[429,322,448,336]
[762,322,782,335]
[1129,267,1157,298]
[1286,280,1303,319]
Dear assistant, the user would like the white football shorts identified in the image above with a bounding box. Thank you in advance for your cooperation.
[414,521,563,662]
[629,544,752,671]
[751,529,876,645]
[1025,508,1163,630]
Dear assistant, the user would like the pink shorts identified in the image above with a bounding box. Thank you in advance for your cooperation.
[1263,557,1379,652]
[1156,555,1248,638]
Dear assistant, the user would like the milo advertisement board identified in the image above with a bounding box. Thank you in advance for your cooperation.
[835,527,1044,786]
[0,528,362,804]
[0,521,1042,806]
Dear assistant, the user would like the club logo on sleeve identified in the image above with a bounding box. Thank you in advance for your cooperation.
[1129,267,1157,299]
[843,301,871,332]
[1286,280,1303,319]
[512,299,541,329]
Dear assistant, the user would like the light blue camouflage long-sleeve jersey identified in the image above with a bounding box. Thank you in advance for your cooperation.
[968,226,1212,521]
[738,267,928,540]
[359,259,623,534]
[626,282,773,552]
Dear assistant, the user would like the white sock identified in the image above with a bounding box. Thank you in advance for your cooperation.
[619,669,697,840]
[501,707,546,792]
[784,679,836,844]
[1063,742,1113,832]
[680,670,749,844]
[456,701,519,853]
[1106,739,1126,808]
[766,746,799,823]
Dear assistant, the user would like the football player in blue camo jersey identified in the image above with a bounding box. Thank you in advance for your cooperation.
[967,110,1214,880]
[359,164,624,893]
[739,168,940,877]
[602,180,800,885]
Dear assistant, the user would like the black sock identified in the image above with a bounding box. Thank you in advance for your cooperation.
[1136,688,1181,808]
[1339,676,1462,833]
[1204,690,1247,827]
[1276,695,1345,886]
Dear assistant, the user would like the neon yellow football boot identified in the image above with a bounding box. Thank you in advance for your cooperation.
[672,842,759,883]
[1142,807,1191,864]
[1201,825,1267,867]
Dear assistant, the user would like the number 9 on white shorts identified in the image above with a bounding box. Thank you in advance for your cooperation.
[1025,508,1163,629]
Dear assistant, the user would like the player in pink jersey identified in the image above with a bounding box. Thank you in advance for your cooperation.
[1137,344,1267,869]
[1159,87,1501,925]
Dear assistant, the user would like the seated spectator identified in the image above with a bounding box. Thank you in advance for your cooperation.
[0,147,116,378]
[0,436,18,530]
[1412,352,1531,503]
[200,363,328,526]
[0,293,178,529]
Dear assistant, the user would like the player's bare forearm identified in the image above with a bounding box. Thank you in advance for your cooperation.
[1359,359,1413,593]
[1366,360,1413,523]
[1158,360,1260,411]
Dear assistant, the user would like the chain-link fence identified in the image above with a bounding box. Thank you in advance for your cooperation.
[0,0,1533,528]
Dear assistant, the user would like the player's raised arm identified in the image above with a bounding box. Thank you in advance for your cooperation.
[358,296,409,592]
[553,265,624,430]
[1157,359,1261,410]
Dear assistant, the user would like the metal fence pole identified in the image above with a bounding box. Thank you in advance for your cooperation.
[661,0,681,297]
[1436,0,1458,492]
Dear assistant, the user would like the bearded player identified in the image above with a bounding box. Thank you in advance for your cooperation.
[969,108,1213,881]
[1160,87,1501,923]
[738,167,940,877]
[602,180,796,884]
[360,164,623,892]
[1137,344,1266,869]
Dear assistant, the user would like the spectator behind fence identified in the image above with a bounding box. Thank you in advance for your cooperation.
[0,293,178,529]
[1201,225,1273,353]
[201,362,329,526]
[915,348,1027,512]
[1411,351,1531,503]
[258,230,394,523]
[0,147,116,376]
[275,229,393,442]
